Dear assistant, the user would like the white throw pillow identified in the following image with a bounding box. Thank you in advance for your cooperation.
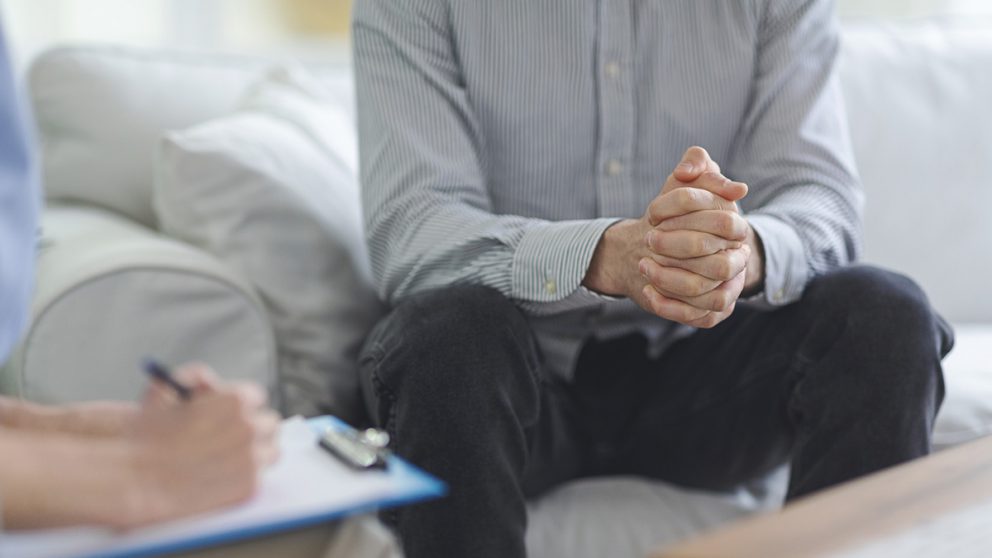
[153,65,383,420]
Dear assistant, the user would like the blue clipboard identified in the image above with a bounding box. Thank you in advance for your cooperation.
[1,416,445,558]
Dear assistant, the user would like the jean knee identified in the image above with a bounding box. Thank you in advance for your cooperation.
[806,266,940,340]
[360,285,540,420]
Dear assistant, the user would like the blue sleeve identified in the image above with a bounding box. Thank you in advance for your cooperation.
[0,22,40,364]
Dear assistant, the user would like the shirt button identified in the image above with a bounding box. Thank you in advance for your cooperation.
[605,159,623,176]
[605,61,620,77]
[544,278,557,295]
[774,289,786,303]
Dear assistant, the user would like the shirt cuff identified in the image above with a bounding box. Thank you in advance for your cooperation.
[511,218,620,311]
[745,213,810,308]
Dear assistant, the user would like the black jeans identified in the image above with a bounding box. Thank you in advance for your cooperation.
[358,266,953,558]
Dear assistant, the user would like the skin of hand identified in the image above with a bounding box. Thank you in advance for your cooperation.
[0,364,281,530]
[120,364,282,528]
[583,147,765,328]
[0,396,139,438]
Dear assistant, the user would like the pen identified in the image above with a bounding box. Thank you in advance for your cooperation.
[143,357,193,400]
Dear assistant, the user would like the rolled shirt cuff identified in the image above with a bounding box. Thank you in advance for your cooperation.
[512,218,621,314]
[745,213,810,308]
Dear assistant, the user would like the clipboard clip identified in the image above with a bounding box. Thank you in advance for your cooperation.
[318,424,391,470]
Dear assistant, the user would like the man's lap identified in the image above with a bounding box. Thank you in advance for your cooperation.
[360,265,951,498]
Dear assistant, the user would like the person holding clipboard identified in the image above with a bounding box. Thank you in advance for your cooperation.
[0,15,399,558]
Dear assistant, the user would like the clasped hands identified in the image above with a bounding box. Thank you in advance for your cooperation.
[584,147,764,328]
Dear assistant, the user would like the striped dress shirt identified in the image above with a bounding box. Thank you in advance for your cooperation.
[353,0,863,379]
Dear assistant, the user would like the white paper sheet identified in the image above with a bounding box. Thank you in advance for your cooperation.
[0,417,442,558]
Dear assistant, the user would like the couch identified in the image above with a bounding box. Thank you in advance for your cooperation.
[3,20,992,558]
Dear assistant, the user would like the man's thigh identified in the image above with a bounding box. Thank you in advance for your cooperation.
[592,265,952,492]
[357,285,589,500]
[574,305,805,490]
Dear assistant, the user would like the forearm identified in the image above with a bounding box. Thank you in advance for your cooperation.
[369,197,618,313]
[0,396,133,437]
[0,396,62,431]
[0,429,137,529]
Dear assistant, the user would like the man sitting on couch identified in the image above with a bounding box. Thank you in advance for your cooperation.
[352,1,955,556]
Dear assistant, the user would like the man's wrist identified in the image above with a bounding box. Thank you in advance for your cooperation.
[582,219,640,297]
[741,222,766,298]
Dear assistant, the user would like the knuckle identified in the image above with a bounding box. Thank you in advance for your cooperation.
[650,297,666,318]
[679,188,699,207]
[713,291,733,311]
[730,215,747,239]
[717,213,736,237]
[686,278,707,297]
[714,257,734,281]
[647,231,662,252]
[698,311,724,328]
[692,236,710,255]
[702,171,724,184]
[698,317,719,329]
[648,199,663,222]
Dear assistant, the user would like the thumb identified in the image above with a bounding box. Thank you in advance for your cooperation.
[142,380,180,408]
[174,363,222,395]
[672,146,720,183]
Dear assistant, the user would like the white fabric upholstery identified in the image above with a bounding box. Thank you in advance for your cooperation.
[154,66,382,420]
[29,47,268,226]
[933,325,992,450]
[839,23,992,323]
[0,205,276,403]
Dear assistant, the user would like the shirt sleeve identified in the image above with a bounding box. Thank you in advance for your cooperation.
[0,23,40,363]
[353,0,619,315]
[730,0,865,308]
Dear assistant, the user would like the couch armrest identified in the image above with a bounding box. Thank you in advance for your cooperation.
[0,204,277,405]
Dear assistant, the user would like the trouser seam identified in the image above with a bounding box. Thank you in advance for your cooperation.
[367,341,402,530]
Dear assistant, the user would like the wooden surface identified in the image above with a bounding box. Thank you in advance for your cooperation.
[654,435,992,558]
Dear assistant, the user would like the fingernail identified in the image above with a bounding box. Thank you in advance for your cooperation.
[646,230,657,248]
[677,162,694,174]
[638,259,649,277]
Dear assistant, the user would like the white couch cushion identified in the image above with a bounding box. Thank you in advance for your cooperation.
[29,46,356,229]
[839,23,992,323]
[29,46,270,227]
[0,205,276,403]
[933,325,992,449]
[154,66,382,421]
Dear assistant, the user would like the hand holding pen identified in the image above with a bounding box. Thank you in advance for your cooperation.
[116,361,282,529]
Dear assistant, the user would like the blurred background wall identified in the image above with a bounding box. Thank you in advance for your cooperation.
[1,0,991,71]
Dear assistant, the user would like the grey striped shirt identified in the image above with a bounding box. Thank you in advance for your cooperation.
[353,0,863,379]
